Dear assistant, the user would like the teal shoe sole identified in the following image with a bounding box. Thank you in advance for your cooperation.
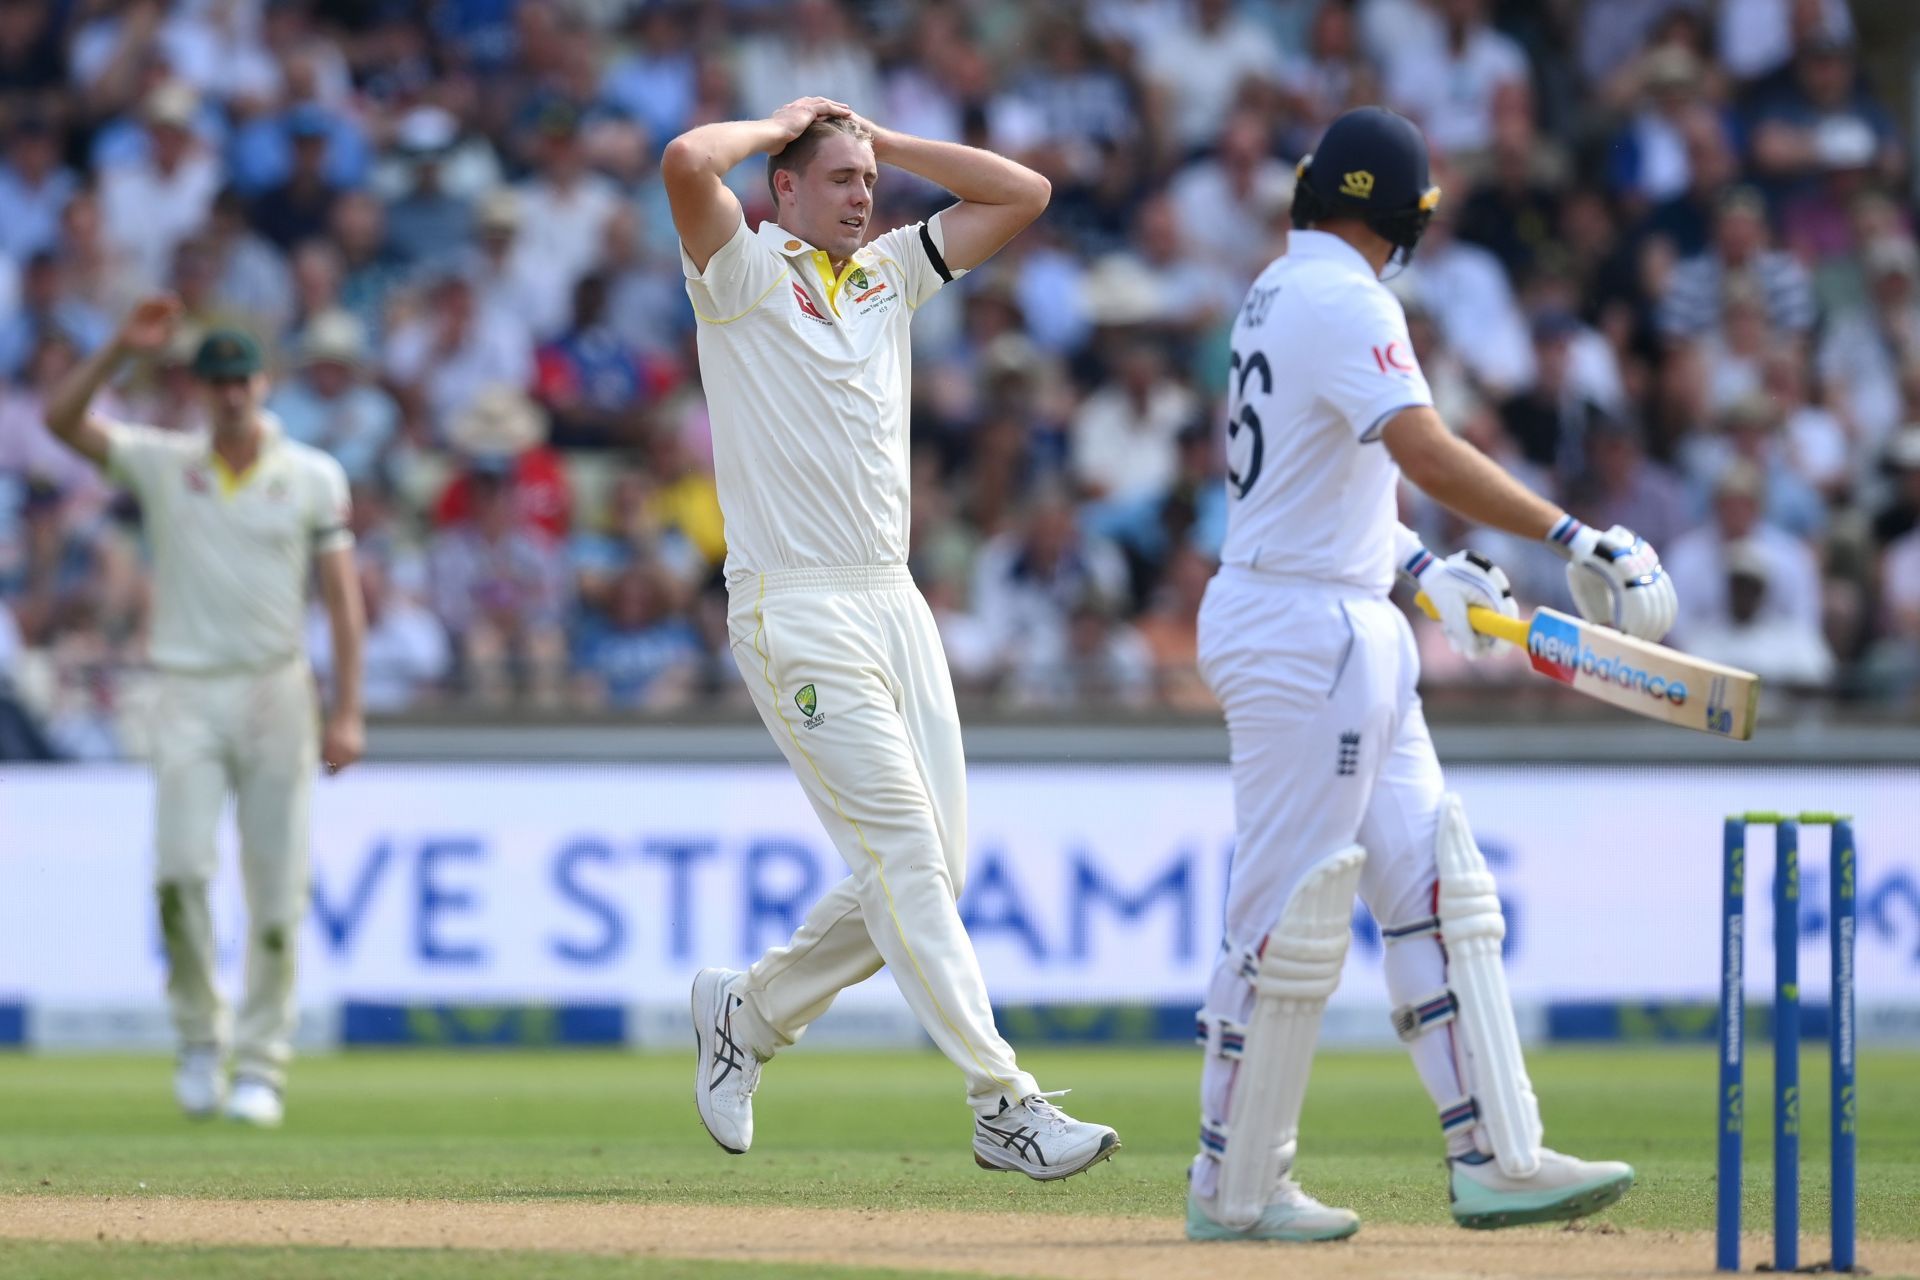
[1450,1167,1635,1230]
[1186,1198,1361,1243]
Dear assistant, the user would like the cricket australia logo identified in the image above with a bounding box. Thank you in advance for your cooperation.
[795,684,825,730]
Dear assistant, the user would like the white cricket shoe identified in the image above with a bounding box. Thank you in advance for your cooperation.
[972,1092,1120,1181]
[225,1076,284,1128]
[174,1046,225,1119]
[691,967,760,1154]
[1187,1178,1361,1242]
[1449,1147,1633,1229]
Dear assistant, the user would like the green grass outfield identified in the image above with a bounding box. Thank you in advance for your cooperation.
[0,1046,1913,1278]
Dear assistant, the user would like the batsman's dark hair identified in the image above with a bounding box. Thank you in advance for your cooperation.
[767,116,877,207]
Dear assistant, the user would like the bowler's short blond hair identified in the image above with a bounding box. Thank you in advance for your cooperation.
[767,116,876,206]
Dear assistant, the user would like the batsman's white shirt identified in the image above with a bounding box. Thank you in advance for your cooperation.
[103,414,351,1087]
[1193,230,1474,1189]
[684,213,1041,1111]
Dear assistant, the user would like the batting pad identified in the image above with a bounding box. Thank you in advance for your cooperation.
[1435,791,1544,1177]
[1214,843,1366,1229]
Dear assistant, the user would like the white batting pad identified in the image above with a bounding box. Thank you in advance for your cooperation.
[1435,791,1544,1177]
[1215,843,1366,1229]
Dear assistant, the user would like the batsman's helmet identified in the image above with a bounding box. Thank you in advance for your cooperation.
[1290,106,1441,261]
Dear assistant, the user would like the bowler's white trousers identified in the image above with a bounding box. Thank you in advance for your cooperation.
[151,657,318,1088]
[726,565,1039,1112]
[1192,568,1468,1188]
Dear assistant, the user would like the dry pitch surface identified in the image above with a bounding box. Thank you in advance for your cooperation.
[0,1049,1914,1279]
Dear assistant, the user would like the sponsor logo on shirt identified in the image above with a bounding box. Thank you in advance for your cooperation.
[184,467,210,494]
[1371,342,1416,374]
[792,283,832,325]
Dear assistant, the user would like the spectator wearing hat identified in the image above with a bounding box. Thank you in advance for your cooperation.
[570,557,704,711]
[1607,44,1712,211]
[380,107,476,270]
[41,297,366,1128]
[1665,458,1821,643]
[247,105,345,252]
[99,81,223,294]
[1688,539,1835,686]
[0,116,78,261]
[268,311,399,484]
[433,385,571,543]
[1658,186,1815,338]
[462,186,562,342]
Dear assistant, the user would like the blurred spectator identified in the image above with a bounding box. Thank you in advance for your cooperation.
[1457,111,1562,279]
[1139,0,1288,162]
[0,593,58,761]
[571,559,703,711]
[1607,45,1710,211]
[308,558,450,714]
[645,425,726,574]
[204,187,294,339]
[1688,540,1835,686]
[330,192,408,343]
[512,103,619,341]
[601,3,697,145]
[99,81,222,292]
[1384,0,1528,159]
[428,460,570,708]
[973,489,1131,674]
[1405,195,1534,397]
[433,386,572,542]
[1169,111,1294,285]
[247,105,343,251]
[0,116,77,261]
[226,51,368,195]
[602,205,690,358]
[1687,395,1829,540]
[734,0,880,124]
[1658,187,1815,337]
[1008,586,1153,710]
[571,466,703,609]
[381,107,476,269]
[1134,543,1215,711]
[385,271,534,443]
[1501,310,1608,473]
[1565,415,1692,554]
[1818,235,1920,453]
[268,310,399,484]
[533,272,646,450]
[466,187,563,342]
[1747,34,1901,194]
[0,335,119,514]
[1719,0,1853,83]
[55,186,144,321]
[1070,338,1199,506]
[1666,460,1821,643]
[1641,104,1742,260]
[0,251,111,380]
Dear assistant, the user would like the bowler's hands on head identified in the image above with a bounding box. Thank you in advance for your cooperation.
[1418,550,1518,660]
[769,97,851,147]
[117,295,182,355]
[322,711,364,776]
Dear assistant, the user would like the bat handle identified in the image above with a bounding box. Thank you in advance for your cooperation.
[1412,591,1532,648]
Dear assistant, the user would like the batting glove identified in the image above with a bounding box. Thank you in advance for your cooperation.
[1548,517,1678,642]
[1410,547,1518,660]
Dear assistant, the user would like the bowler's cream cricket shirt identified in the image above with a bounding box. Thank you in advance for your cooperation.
[681,214,962,583]
[106,416,353,673]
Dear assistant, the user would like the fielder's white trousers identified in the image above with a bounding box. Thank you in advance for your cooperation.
[727,565,1039,1113]
[151,657,317,1088]
[1192,568,1466,1187]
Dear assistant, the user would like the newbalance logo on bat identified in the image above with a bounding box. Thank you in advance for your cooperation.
[1526,613,1689,706]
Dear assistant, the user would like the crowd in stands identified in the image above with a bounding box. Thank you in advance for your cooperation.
[1,0,1918,756]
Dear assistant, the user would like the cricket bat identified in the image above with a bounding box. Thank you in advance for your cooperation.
[1414,594,1761,740]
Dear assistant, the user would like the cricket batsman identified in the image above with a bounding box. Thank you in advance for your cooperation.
[665,97,1119,1177]
[1186,107,1678,1240]
[46,299,365,1128]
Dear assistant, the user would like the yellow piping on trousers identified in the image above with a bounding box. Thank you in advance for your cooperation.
[750,573,1019,1100]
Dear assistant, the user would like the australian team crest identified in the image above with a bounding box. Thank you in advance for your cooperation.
[795,684,825,729]
[847,267,869,292]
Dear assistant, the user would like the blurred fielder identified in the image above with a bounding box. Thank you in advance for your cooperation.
[665,97,1119,1178]
[1187,107,1679,1241]
[46,300,365,1128]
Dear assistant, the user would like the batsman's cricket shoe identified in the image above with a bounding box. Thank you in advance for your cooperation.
[691,967,760,1154]
[174,1046,225,1119]
[225,1077,284,1128]
[972,1092,1119,1180]
[1449,1147,1634,1229]
[1186,1180,1360,1243]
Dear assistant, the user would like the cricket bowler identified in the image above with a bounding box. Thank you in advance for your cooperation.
[665,97,1119,1177]
[46,299,365,1128]
[1186,107,1679,1240]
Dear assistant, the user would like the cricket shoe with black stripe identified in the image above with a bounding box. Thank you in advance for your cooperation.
[972,1092,1119,1181]
[691,967,761,1154]
[1449,1147,1634,1229]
